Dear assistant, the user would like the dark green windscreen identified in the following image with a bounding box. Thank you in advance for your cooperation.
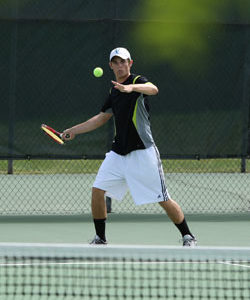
[1,0,249,158]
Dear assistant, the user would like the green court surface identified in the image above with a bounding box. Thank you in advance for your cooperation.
[0,214,249,247]
[0,168,249,247]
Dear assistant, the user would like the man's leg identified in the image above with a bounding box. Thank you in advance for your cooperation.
[91,187,107,243]
[159,199,196,245]
[159,198,184,224]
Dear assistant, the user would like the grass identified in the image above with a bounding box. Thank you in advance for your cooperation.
[162,158,249,173]
[0,158,249,174]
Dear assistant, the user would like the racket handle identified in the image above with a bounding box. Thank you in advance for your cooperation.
[60,133,70,139]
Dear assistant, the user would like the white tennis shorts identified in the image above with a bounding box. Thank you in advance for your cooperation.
[93,146,170,205]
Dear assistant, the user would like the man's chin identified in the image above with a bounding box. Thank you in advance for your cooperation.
[116,72,129,81]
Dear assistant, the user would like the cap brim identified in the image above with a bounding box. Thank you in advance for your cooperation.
[110,54,130,61]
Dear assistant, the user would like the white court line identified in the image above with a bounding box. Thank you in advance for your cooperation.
[0,261,210,267]
[219,261,250,269]
[0,260,245,267]
[0,242,249,251]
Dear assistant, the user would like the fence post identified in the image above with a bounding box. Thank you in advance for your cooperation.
[241,27,250,172]
[8,0,18,175]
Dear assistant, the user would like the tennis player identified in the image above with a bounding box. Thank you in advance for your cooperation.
[62,47,197,247]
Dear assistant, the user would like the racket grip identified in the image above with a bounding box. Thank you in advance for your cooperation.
[60,133,70,139]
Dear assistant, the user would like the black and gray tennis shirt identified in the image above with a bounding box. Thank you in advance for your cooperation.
[101,73,156,155]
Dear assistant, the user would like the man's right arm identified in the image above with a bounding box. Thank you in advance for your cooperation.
[62,112,113,140]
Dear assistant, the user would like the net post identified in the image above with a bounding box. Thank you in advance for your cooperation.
[8,160,13,174]
[241,157,246,173]
[106,197,112,213]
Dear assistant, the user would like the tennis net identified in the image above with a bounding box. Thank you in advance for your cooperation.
[0,243,249,299]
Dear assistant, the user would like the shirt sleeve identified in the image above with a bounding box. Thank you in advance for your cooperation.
[134,75,149,84]
[101,94,113,114]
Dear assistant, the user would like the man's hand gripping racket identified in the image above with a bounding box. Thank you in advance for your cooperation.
[41,124,73,145]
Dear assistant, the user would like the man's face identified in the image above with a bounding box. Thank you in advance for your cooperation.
[109,57,133,81]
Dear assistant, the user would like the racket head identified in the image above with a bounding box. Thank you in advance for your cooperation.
[41,124,64,145]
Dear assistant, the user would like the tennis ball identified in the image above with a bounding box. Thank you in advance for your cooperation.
[93,67,103,78]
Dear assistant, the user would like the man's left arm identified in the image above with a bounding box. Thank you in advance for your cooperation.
[112,81,158,95]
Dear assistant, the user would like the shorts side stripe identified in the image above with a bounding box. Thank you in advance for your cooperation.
[153,146,169,201]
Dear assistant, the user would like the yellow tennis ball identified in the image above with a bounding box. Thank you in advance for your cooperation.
[93,67,103,78]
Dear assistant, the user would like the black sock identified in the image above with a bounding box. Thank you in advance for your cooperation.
[93,218,106,241]
[175,218,194,238]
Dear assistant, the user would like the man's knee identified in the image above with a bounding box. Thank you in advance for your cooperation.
[158,198,173,208]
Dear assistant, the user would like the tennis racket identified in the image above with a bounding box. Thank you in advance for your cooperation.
[41,124,70,145]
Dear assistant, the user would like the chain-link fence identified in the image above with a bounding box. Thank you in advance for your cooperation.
[1,1,250,215]
[0,158,249,215]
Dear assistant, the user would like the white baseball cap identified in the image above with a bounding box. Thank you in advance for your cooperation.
[109,47,131,61]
